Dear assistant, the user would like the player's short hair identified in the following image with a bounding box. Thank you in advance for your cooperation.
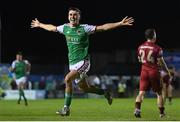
[145,28,155,40]
[68,7,81,16]
[17,51,23,55]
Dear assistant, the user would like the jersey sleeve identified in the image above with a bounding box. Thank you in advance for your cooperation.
[83,24,96,35]
[24,60,30,65]
[56,24,65,34]
[11,61,16,69]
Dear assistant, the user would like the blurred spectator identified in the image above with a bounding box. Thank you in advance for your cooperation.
[34,81,39,90]
[56,80,65,91]
[126,78,134,97]
[28,81,32,90]
[111,76,120,97]
[0,65,12,90]
[118,81,126,98]
[101,75,113,90]
[0,87,6,99]
[39,76,46,89]
[45,75,57,98]
[88,75,101,88]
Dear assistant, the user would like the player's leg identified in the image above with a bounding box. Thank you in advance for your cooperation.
[151,71,165,118]
[19,82,28,106]
[17,85,22,104]
[22,77,28,106]
[56,70,78,116]
[161,75,170,105]
[16,79,22,104]
[167,84,173,105]
[78,78,104,95]
[16,77,27,105]
[156,91,165,117]
[134,91,145,118]
[76,59,112,105]
[64,70,78,108]
[78,78,112,105]
[162,83,167,105]
[134,70,148,118]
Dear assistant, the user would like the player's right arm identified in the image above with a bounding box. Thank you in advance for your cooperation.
[31,18,57,32]
[10,61,16,72]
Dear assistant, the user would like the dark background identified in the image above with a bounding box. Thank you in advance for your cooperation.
[1,0,180,67]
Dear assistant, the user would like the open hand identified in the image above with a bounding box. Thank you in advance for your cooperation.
[31,18,40,28]
[120,16,134,26]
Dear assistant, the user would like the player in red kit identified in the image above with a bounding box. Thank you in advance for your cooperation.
[134,28,171,118]
[161,65,175,105]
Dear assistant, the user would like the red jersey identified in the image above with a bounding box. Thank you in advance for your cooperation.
[138,41,163,70]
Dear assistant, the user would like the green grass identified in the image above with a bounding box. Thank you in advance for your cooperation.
[0,98,180,121]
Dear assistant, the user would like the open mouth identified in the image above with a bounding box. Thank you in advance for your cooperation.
[70,18,75,22]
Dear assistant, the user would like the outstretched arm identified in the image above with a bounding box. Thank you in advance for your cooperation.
[96,16,134,32]
[31,18,57,32]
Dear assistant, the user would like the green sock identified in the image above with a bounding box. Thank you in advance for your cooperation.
[19,89,27,101]
[64,92,72,107]
[84,85,104,95]
[18,92,21,102]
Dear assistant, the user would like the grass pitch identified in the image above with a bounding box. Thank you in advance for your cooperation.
[0,98,180,121]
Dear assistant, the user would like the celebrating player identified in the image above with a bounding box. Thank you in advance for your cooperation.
[31,7,134,116]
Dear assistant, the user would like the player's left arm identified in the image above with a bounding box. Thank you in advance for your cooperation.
[95,16,134,32]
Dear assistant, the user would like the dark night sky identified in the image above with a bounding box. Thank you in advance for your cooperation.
[1,0,180,65]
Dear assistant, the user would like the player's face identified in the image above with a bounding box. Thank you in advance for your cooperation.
[16,54,22,61]
[68,10,80,26]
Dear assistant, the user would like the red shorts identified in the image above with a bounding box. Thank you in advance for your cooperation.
[140,67,162,92]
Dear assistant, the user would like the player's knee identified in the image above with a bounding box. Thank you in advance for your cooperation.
[64,75,72,84]
[19,83,24,89]
[139,91,145,96]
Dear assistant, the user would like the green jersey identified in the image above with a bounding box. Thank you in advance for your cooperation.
[57,24,96,65]
[11,60,30,79]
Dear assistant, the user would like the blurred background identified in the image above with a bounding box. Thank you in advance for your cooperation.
[0,0,180,99]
